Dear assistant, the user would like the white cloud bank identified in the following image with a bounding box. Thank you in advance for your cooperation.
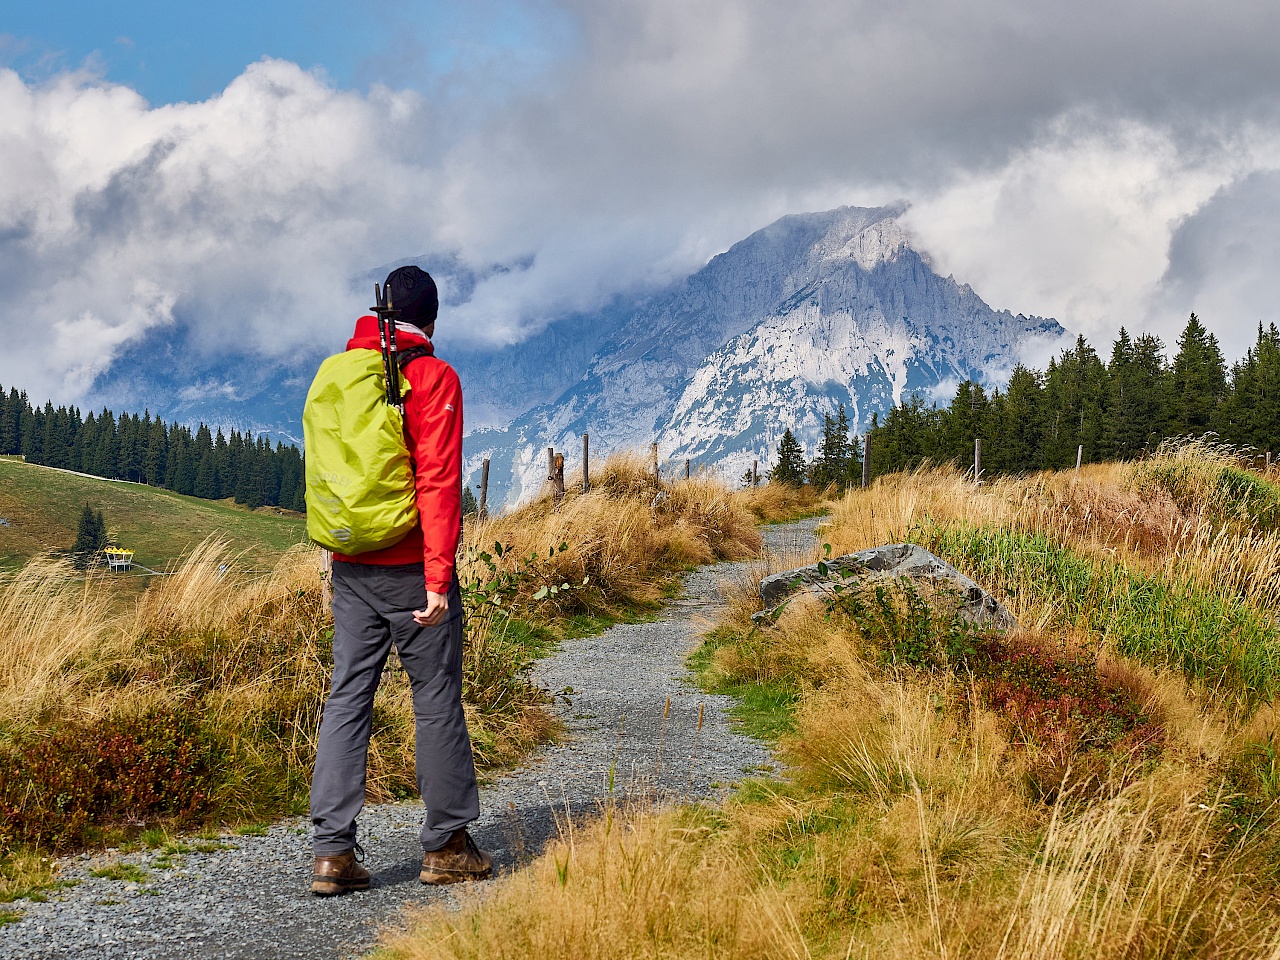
[3,0,1280,403]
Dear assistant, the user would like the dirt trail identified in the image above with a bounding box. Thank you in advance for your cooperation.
[0,519,821,960]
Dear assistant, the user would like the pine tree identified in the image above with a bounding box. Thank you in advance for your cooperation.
[994,365,1046,472]
[1042,337,1107,468]
[810,403,856,488]
[0,388,20,455]
[1167,313,1227,436]
[1220,323,1280,453]
[71,503,107,569]
[769,429,807,486]
[941,381,990,466]
[461,486,478,516]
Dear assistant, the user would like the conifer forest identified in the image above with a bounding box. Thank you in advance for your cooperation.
[863,315,1280,478]
[0,390,305,512]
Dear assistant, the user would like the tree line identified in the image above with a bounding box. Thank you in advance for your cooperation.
[0,386,306,512]
[767,404,865,488]
[765,315,1279,486]
[863,314,1279,477]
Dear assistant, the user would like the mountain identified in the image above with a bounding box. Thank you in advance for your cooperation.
[466,204,1066,505]
[86,203,1068,508]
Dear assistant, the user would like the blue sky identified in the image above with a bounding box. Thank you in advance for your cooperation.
[0,0,570,103]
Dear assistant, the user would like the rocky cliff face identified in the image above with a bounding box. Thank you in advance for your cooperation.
[469,204,1066,505]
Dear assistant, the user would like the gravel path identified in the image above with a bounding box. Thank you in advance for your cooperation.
[0,519,822,960]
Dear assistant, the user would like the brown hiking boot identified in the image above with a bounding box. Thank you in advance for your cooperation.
[420,829,493,885]
[311,850,371,896]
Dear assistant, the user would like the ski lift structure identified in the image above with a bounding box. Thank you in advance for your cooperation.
[105,548,135,572]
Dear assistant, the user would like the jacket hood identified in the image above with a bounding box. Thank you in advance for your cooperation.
[346,315,433,354]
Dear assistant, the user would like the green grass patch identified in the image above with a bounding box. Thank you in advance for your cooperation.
[688,627,800,742]
[717,681,798,742]
[231,824,269,837]
[88,863,148,883]
[926,524,1280,705]
[1133,451,1280,534]
[0,908,20,926]
[0,458,306,574]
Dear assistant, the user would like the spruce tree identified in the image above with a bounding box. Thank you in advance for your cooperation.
[0,388,19,455]
[770,429,807,486]
[1167,313,1227,436]
[1220,323,1280,453]
[71,503,107,569]
[810,403,855,488]
[996,365,1046,472]
[461,486,478,516]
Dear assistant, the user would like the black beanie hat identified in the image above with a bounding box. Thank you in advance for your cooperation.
[385,265,439,329]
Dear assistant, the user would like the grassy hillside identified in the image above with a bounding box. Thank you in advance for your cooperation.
[377,442,1280,960]
[0,453,758,894]
[0,457,306,573]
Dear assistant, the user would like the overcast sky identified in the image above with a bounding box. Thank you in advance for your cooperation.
[3,0,1280,402]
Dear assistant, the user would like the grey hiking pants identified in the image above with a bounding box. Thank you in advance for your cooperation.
[310,561,479,855]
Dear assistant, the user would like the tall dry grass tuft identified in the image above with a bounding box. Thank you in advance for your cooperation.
[0,558,121,723]
[820,452,1280,620]
[377,806,807,960]
[734,482,833,524]
[3,453,756,852]
[996,783,1280,960]
[462,452,761,617]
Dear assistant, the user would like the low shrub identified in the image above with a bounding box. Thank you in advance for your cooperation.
[0,708,222,851]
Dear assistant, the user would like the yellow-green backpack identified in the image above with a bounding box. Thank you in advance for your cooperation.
[303,348,419,554]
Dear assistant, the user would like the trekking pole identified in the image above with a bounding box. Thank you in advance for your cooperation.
[372,283,403,410]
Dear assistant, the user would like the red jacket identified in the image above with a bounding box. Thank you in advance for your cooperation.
[332,316,463,594]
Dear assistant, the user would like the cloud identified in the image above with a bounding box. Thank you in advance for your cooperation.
[902,115,1280,356]
[1153,169,1280,359]
[3,0,1280,404]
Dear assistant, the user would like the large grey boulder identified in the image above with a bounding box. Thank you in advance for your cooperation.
[754,542,1017,629]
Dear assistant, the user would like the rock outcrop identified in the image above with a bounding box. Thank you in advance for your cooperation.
[754,542,1017,629]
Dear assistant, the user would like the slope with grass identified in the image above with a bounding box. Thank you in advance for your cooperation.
[0,457,306,573]
[0,471,792,959]
[0,454,763,935]
[375,442,1280,960]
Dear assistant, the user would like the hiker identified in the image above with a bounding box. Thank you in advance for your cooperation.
[306,265,492,896]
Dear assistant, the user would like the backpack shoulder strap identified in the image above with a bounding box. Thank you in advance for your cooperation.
[396,345,433,370]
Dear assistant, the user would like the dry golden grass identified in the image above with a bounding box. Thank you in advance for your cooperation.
[821,448,1280,617]
[380,599,1280,960]
[0,559,121,721]
[462,453,761,617]
[1,453,756,853]
[379,447,1280,960]
[734,482,833,525]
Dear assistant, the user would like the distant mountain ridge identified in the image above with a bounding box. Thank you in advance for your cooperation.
[465,204,1066,505]
[87,203,1068,508]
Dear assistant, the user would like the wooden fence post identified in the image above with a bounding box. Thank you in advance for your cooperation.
[582,433,590,492]
[1076,444,1083,472]
[1268,451,1273,474]
[684,458,691,480]
[974,438,982,485]
[651,442,660,484]
[862,433,870,489]
[321,548,333,613]
[752,460,759,487]
[552,452,565,502]
[478,458,490,519]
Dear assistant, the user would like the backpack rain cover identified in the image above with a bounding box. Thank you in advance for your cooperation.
[303,349,418,554]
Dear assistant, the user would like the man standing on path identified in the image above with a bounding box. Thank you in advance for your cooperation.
[309,265,493,896]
